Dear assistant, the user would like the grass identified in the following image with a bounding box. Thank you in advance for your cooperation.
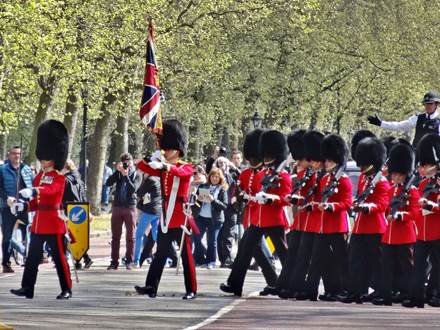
[90,213,111,233]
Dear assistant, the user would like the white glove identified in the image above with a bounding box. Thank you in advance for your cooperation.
[19,188,35,200]
[148,161,164,170]
[151,150,163,162]
[255,192,269,205]
[10,201,25,215]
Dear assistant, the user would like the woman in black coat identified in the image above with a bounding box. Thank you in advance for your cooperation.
[193,168,228,268]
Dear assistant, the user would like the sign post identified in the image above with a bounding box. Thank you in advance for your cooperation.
[66,202,90,261]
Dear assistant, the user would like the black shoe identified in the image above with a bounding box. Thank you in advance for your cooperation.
[402,299,424,308]
[75,262,82,270]
[2,264,14,273]
[295,291,317,301]
[219,283,242,297]
[56,289,72,300]
[372,298,392,306]
[107,262,118,270]
[248,262,260,271]
[182,292,197,300]
[428,296,440,307]
[392,291,407,303]
[278,289,296,299]
[363,290,380,302]
[134,285,157,298]
[259,286,278,296]
[83,259,93,269]
[319,292,338,302]
[339,293,362,304]
[10,287,34,299]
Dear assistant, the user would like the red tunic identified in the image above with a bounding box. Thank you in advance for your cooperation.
[253,169,291,228]
[238,168,263,229]
[416,178,440,241]
[291,169,315,232]
[312,173,352,234]
[137,160,192,229]
[29,170,66,234]
[382,185,419,245]
[352,173,390,234]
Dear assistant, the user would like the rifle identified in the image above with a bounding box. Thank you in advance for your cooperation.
[176,191,197,275]
[389,166,419,220]
[291,167,314,195]
[260,156,293,192]
[321,166,345,204]
[299,169,325,210]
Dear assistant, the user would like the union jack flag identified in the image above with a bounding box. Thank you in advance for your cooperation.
[139,21,162,134]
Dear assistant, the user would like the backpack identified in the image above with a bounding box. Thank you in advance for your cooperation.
[63,171,87,203]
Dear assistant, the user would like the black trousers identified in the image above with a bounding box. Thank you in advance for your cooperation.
[410,240,440,301]
[380,243,414,300]
[22,233,72,292]
[277,230,302,290]
[348,233,382,295]
[290,232,315,292]
[227,225,287,290]
[305,233,348,297]
[145,227,196,294]
[217,206,237,264]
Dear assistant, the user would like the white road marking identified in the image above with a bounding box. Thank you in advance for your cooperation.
[183,291,259,330]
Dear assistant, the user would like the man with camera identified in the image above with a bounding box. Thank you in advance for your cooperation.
[105,153,142,270]
[367,90,440,147]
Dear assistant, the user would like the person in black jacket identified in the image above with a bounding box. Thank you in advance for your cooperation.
[62,159,92,270]
[105,153,142,270]
[193,167,228,269]
[133,174,161,268]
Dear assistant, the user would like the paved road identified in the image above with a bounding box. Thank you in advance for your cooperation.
[1,234,439,329]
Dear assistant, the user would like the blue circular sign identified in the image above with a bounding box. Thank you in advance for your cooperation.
[69,206,87,225]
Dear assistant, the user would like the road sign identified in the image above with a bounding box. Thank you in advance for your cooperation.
[67,203,90,261]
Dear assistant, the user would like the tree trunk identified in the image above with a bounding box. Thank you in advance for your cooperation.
[0,133,7,160]
[26,76,58,165]
[114,115,129,158]
[87,93,116,215]
[63,85,79,158]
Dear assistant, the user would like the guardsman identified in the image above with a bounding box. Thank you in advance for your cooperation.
[403,133,440,308]
[367,90,440,147]
[341,137,390,303]
[220,130,291,297]
[372,143,419,306]
[297,134,352,301]
[288,130,325,298]
[134,119,197,300]
[277,129,313,298]
[10,120,72,299]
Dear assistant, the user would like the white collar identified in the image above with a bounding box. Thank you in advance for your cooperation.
[426,111,438,119]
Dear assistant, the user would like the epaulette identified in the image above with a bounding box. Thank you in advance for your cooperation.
[177,160,188,165]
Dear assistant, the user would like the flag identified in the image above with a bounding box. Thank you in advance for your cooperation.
[139,21,162,134]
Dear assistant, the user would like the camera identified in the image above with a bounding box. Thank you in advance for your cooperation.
[122,162,129,170]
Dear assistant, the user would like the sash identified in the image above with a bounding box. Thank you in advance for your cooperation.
[160,176,180,233]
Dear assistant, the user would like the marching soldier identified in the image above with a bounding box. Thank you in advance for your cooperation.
[297,134,352,301]
[403,133,440,308]
[287,130,325,298]
[341,137,390,303]
[134,119,197,300]
[372,143,419,306]
[10,120,72,299]
[367,90,440,147]
[220,130,291,297]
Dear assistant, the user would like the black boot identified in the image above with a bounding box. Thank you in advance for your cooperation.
[134,285,157,298]
[372,297,392,306]
[428,296,440,307]
[56,289,72,300]
[10,287,34,299]
[219,283,242,297]
[319,292,338,302]
[278,288,296,299]
[339,293,362,304]
[402,299,424,308]
[259,286,278,296]
[182,292,197,300]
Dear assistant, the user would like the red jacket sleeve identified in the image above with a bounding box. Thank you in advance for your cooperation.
[368,179,391,214]
[168,163,193,178]
[137,160,161,176]
[401,187,421,222]
[269,171,292,207]
[329,176,352,212]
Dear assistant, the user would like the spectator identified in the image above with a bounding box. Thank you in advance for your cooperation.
[0,146,33,273]
[206,146,228,174]
[214,156,241,268]
[101,163,113,211]
[193,168,228,268]
[62,159,93,270]
[231,150,244,170]
[105,153,142,270]
[133,173,161,268]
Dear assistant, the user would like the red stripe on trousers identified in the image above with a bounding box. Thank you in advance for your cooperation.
[185,235,197,293]
[57,234,72,289]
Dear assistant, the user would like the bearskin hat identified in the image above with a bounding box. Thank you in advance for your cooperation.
[350,130,376,159]
[260,130,288,164]
[303,130,324,161]
[321,134,349,165]
[36,120,69,171]
[388,143,414,174]
[417,133,440,166]
[355,137,386,172]
[287,129,306,160]
[243,128,264,161]
[159,119,188,157]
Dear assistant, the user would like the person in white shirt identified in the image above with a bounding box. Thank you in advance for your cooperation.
[367,91,440,146]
